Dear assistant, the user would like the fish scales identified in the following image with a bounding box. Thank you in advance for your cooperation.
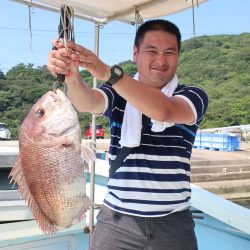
[9,90,94,234]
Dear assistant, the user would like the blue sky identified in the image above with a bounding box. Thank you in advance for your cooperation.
[0,0,249,73]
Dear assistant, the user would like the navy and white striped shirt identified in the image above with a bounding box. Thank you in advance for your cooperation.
[98,83,208,217]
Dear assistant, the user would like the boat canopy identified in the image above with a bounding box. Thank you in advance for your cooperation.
[11,0,208,24]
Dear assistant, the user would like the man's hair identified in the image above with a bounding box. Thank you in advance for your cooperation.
[134,19,181,51]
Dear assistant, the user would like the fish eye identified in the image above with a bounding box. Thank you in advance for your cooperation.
[35,108,45,117]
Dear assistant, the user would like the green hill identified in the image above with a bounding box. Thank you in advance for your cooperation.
[0,33,249,139]
[178,33,250,128]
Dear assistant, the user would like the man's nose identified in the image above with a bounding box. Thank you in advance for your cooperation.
[155,53,167,65]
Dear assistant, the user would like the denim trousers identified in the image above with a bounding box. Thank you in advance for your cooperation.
[88,205,198,250]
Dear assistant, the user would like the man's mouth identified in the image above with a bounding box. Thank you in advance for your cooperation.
[151,67,167,72]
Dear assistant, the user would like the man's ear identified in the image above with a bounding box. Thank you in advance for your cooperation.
[133,45,138,63]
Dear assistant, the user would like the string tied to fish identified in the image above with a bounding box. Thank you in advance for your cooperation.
[52,5,75,93]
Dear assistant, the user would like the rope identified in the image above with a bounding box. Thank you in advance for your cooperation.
[192,0,196,35]
[58,5,75,48]
[28,4,33,53]
[131,6,143,31]
[191,0,201,35]
[53,5,75,91]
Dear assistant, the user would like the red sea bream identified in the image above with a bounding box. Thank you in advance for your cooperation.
[9,89,94,234]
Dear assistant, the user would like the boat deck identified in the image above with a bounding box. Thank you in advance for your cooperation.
[0,141,250,249]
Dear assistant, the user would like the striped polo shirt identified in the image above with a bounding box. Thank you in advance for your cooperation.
[97,83,208,217]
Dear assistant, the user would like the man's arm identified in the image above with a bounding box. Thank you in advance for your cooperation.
[47,41,106,114]
[67,42,195,124]
[48,41,195,124]
[112,76,195,125]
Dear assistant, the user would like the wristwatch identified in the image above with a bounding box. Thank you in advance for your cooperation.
[106,65,124,86]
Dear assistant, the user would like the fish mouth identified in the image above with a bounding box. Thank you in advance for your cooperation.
[43,90,78,137]
[54,89,70,103]
[47,90,70,106]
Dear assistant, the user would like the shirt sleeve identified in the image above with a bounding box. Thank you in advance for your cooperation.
[174,86,208,125]
[98,83,116,118]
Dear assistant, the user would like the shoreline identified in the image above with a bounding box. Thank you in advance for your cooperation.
[1,139,249,161]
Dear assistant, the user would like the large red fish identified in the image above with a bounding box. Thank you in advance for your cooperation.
[9,89,94,234]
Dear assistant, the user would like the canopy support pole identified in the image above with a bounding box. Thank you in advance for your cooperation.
[88,22,101,236]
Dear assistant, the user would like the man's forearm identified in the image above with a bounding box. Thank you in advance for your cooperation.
[65,76,105,114]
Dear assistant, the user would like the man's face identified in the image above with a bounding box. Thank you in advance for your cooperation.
[133,30,179,88]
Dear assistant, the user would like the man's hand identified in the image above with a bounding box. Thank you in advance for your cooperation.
[47,40,106,114]
[47,40,79,78]
[67,41,111,81]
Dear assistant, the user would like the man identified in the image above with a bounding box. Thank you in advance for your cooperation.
[48,19,208,250]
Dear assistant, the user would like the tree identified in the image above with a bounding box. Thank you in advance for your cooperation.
[0,33,249,139]
[0,70,5,80]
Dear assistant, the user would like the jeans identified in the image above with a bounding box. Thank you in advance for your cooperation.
[88,205,198,250]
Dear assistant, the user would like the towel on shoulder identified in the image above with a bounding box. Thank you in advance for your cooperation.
[119,73,178,148]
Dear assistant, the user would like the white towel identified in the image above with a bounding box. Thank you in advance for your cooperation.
[119,73,178,148]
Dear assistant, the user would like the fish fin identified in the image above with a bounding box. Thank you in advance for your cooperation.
[73,194,93,224]
[82,193,93,208]
[81,142,96,171]
[9,155,59,234]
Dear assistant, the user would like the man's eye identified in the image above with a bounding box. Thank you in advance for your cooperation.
[146,50,157,53]
[35,108,45,117]
[165,50,177,55]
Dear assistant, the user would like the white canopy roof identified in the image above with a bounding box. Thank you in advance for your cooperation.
[11,0,208,24]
